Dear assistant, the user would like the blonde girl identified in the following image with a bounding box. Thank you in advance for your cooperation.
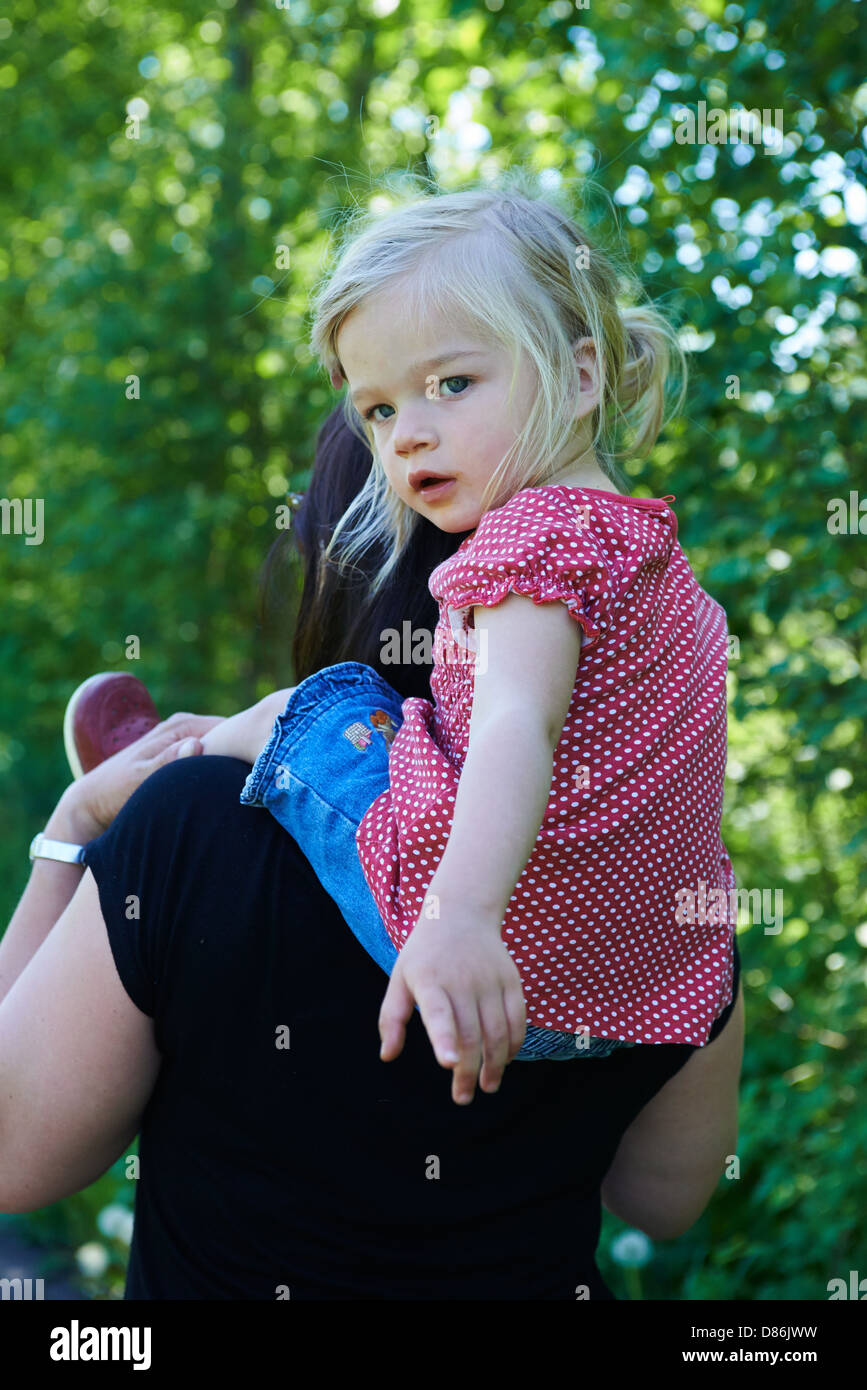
[195,178,737,1107]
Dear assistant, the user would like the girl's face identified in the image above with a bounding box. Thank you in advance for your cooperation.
[336,280,537,533]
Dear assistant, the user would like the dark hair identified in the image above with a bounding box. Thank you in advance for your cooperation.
[259,406,472,702]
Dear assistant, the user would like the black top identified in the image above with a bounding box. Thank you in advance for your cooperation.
[84,755,740,1301]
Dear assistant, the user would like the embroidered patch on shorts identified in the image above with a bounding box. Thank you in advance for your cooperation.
[369,709,398,748]
[343,721,373,751]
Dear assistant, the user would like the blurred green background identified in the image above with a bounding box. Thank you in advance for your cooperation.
[1,0,865,1300]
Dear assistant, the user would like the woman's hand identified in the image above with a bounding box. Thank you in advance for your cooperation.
[378,908,527,1105]
[54,712,227,843]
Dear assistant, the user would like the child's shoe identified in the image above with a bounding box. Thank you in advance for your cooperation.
[63,672,162,779]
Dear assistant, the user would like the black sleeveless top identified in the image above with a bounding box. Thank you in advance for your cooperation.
[84,754,740,1301]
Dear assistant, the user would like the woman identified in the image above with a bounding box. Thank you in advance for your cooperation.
[0,407,743,1300]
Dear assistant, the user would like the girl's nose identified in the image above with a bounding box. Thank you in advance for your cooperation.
[392,411,438,454]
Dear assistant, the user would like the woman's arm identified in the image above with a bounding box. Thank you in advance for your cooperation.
[600,983,745,1240]
[0,713,220,1005]
[0,790,101,1008]
[0,868,160,1212]
[0,712,220,1211]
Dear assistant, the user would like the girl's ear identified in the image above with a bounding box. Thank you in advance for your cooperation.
[570,337,602,418]
[330,366,344,389]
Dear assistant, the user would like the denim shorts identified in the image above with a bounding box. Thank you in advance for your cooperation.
[240,661,634,1062]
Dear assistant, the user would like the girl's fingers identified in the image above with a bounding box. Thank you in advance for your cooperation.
[378,969,415,1061]
[504,987,527,1061]
[477,992,512,1092]
[381,971,517,1104]
[442,995,483,1104]
[396,980,460,1069]
[416,986,462,1070]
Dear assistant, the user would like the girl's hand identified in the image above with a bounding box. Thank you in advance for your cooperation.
[378,910,527,1105]
[59,712,227,841]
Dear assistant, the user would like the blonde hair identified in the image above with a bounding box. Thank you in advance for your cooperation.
[307,169,688,594]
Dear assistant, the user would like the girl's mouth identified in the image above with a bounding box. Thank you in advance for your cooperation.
[417,478,455,501]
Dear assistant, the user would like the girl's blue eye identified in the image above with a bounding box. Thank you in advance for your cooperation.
[363,376,472,422]
[437,375,471,397]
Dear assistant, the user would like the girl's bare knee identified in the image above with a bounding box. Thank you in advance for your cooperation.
[258,688,295,719]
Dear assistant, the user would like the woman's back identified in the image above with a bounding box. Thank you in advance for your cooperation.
[84,751,740,1300]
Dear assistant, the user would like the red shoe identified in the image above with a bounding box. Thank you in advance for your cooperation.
[63,673,162,779]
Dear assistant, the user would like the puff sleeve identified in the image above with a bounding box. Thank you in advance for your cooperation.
[428,488,616,649]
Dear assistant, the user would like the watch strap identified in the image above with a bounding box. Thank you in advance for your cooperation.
[29,833,87,865]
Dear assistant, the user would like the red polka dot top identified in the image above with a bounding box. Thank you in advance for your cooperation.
[355,485,736,1047]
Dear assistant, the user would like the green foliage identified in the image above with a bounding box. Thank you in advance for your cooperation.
[1,0,865,1300]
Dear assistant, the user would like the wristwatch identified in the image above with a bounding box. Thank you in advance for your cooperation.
[29,832,87,865]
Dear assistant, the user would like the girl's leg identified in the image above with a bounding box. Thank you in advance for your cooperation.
[222,675,636,1058]
[199,689,297,764]
[238,663,404,978]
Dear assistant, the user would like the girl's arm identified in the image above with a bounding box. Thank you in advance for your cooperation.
[423,593,584,924]
[378,592,584,1104]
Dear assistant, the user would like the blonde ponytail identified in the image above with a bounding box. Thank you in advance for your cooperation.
[612,304,688,461]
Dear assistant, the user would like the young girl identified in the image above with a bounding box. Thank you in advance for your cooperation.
[69,184,737,1107]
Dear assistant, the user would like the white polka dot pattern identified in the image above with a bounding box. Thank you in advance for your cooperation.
[355,485,735,1047]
